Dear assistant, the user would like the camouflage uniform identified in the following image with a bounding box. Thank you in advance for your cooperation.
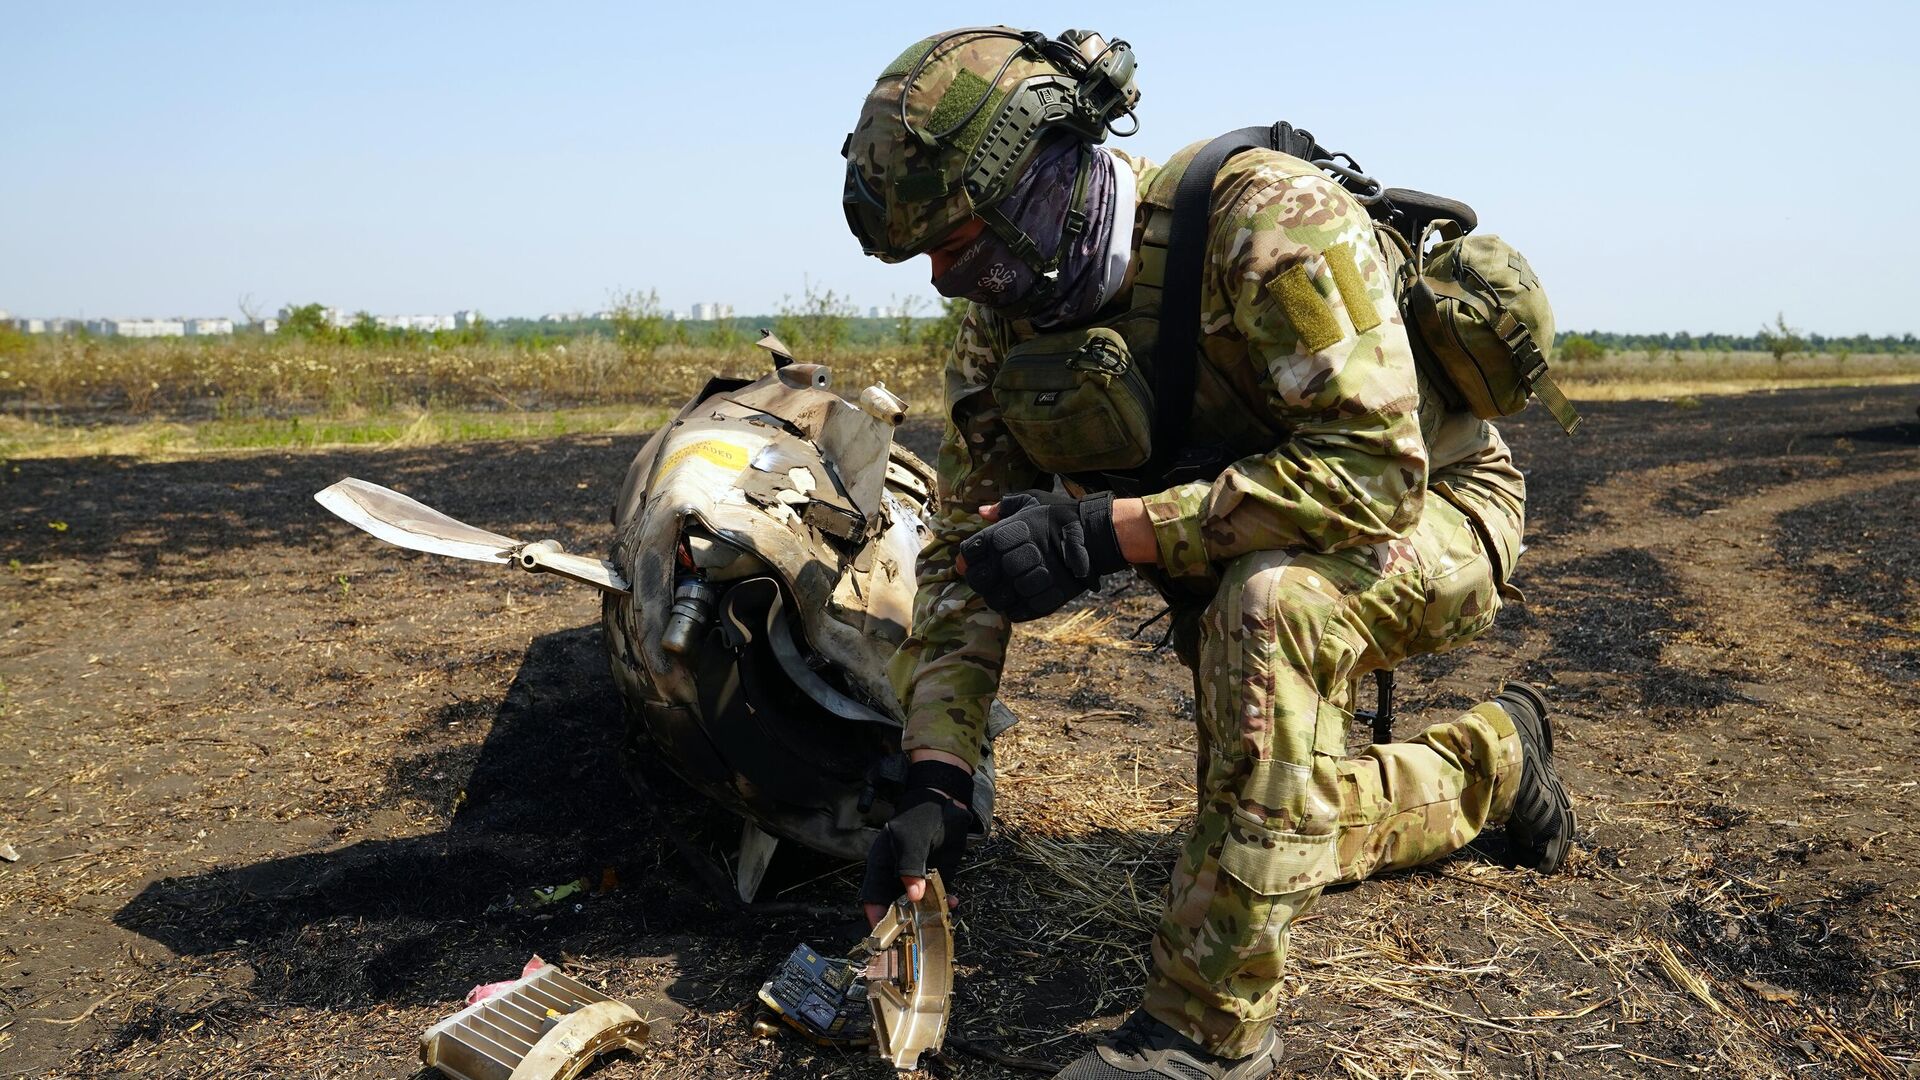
[888,143,1532,1057]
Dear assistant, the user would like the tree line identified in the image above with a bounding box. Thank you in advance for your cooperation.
[1555,316,1919,358]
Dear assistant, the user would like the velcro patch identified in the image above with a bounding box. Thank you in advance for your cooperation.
[894,170,949,203]
[1266,263,1343,354]
[1324,243,1382,335]
[926,69,1003,154]
[880,38,935,79]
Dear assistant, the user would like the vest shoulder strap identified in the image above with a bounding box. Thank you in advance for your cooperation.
[1141,125,1307,482]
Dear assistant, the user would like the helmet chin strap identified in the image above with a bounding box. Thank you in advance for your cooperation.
[971,144,1096,321]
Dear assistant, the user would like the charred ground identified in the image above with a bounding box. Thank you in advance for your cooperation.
[2,386,1916,1078]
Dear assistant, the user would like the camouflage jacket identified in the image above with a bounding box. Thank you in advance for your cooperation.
[888,143,1525,771]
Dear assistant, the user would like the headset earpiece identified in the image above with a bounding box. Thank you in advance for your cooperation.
[1034,31,1092,78]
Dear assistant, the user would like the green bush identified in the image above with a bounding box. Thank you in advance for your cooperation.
[918,297,968,357]
[1557,335,1605,363]
[774,278,859,354]
[1757,312,1805,363]
[608,289,671,353]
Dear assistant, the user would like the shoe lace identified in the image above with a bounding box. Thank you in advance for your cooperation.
[1107,1012,1176,1057]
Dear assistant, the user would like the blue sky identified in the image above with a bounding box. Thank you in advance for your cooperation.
[3,1,1915,333]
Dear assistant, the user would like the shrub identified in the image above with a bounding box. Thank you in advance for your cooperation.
[774,278,859,353]
[918,297,968,357]
[1758,312,1804,364]
[1557,335,1605,363]
[608,289,671,353]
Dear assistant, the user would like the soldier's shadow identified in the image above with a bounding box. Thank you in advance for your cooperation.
[111,625,857,1029]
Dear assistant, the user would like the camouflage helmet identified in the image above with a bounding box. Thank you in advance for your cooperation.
[842,27,1140,262]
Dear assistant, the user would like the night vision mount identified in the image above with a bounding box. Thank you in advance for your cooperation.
[916,27,1141,206]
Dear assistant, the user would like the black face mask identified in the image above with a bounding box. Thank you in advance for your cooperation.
[931,138,1117,329]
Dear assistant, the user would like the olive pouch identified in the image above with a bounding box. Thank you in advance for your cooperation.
[991,326,1155,476]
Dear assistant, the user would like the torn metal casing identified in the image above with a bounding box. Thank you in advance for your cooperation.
[419,966,648,1080]
[858,871,954,1070]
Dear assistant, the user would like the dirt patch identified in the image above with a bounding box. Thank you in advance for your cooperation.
[4,386,1919,1078]
[1670,875,1884,998]
[1774,479,1920,685]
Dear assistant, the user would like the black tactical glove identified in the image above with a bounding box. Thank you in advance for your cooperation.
[959,490,1127,622]
[860,760,974,906]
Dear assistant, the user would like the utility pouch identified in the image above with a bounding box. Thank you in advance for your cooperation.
[1399,224,1581,434]
[991,326,1156,475]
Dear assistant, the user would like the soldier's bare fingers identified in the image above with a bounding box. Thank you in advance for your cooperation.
[864,902,888,927]
[902,875,926,902]
[978,504,1001,522]
[955,553,967,575]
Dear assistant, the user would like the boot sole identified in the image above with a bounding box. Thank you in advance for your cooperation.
[1519,762,1575,874]
[1500,681,1574,874]
[1501,680,1553,754]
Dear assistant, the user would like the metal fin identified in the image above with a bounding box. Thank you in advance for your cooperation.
[755,330,795,368]
[316,477,520,563]
[316,477,629,595]
[736,820,780,903]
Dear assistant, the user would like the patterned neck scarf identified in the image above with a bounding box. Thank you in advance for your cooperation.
[931,136,1121,329]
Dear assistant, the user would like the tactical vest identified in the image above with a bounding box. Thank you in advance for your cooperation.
[987,143,1299,496]
[986,125,1575,489]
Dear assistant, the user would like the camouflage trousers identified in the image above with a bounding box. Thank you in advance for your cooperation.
[1143,493,1526,1058]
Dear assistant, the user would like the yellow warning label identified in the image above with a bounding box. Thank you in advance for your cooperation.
[659,439,749,479]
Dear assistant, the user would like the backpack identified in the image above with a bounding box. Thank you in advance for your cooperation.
[1151,123,1581,445]
[1396,224,1581,434]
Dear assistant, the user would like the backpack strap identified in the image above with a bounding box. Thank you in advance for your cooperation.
[1136,123,1369,486]
[1141,125,1281,483]
[1495,311,1583,435]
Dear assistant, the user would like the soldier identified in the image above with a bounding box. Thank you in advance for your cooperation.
[844,27,1575,1079]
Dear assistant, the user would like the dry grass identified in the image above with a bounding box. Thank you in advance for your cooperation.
[0,405,673,460]
[1030,610,1154,651]
[961,641,1918,1077]
[0,336,948,423]
[979,768,1915,1077]
[1556,350,1920,400]
[6,339,1916,464]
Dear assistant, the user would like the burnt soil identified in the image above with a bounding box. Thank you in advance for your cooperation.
[2,386,1917,1078]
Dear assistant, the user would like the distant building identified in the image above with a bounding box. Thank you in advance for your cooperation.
[88,318,187,338]
[277,305,352,329]
[375,314,456,332]
[269,306,466,332]
[10,314,235,336]
[688,302,734,321]
[454,309,484,329]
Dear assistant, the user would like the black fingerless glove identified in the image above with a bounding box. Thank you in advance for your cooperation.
[860,760,975,905]
[959,490,1127,622]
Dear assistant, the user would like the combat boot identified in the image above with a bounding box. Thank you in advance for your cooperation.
[1052,1010,1279,1080]
[1495,681,1575,873]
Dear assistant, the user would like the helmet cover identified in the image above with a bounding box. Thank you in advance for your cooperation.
[843,26,1138,262]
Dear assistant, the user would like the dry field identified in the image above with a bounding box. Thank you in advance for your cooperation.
[0,336,947,423]
[2,383,1917,1078]
[2,332,1917,431]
